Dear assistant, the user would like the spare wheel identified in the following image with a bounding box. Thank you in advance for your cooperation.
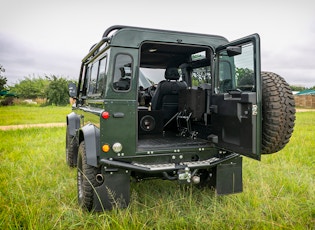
[261,71,296,154]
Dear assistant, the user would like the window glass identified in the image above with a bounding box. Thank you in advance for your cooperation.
[81,65,90,96]
[88,62,99,95]
[191,51,206,61]
[191,66,211,87]
[113,54,132,91]
[140,68,176,86]
[218,43,255,93]
[86,57,107,96]
[97,57,106,95]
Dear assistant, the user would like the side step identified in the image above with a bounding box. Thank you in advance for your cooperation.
[100,153,239,173]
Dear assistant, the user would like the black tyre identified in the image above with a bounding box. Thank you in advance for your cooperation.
[77,141,101,211]
[66,127,78,167]
[261,72,296,154]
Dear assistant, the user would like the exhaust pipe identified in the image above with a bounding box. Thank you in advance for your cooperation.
[96,174,104,184]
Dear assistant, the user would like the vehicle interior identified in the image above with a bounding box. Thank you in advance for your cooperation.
[137,42,214,151]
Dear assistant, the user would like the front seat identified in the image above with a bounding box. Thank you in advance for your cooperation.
[151,67,187,122]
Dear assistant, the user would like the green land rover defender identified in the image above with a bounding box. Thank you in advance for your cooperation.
[66,25,295,211]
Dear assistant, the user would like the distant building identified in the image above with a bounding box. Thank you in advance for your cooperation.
[294,90,315,108]
[296,89,315,95]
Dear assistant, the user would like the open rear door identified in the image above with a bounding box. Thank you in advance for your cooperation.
[211,34,261,160]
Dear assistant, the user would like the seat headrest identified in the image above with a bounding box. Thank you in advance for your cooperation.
[165,67,180,80]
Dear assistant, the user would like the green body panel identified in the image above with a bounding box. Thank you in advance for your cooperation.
[100,99,137,158]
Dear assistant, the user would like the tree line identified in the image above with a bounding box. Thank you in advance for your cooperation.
[0,65,74,106]
[12,76,74,106]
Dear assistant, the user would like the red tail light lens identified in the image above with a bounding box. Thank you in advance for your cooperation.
[101,111,110,119]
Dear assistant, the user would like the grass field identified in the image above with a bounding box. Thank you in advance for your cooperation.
[0,106,314,229]
[0,105,71,126]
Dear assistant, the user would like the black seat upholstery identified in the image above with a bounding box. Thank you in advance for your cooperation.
[151,67,187,121]
[113,67,131,90]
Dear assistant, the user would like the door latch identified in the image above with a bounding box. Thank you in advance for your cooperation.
[252,104,258,116]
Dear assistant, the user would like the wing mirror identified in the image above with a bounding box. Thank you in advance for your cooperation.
[68,82,77,98]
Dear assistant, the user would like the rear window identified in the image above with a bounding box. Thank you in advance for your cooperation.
[113,54,133,91]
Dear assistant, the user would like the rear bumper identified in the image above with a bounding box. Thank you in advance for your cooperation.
[100,152,239,173]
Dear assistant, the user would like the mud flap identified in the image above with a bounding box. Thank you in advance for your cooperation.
[216,157,243,195]
[92,169,130,211]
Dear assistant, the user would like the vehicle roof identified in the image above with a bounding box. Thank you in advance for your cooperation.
[83,25,229,63]
[107,25,229,49]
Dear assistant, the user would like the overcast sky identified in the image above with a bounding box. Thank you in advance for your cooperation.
[1,0,314,87]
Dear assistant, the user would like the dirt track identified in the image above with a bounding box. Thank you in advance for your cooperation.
[0,109,313,131]
[296,108,315,112]
[0,123,66,131]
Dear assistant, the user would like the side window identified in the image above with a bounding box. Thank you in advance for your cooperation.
[81,65,91,96]
[97,57,107,95]
[87,57,107,96]
[191,66,211,87]
[217,43,255,93]
[88,62,99,95]
[113,54,132,91]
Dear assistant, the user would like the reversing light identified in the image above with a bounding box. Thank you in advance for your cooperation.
[112,142,123,153]
[102,144,110,153]
[101,111,110,119]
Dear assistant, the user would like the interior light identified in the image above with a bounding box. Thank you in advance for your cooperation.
[149,48,157,52]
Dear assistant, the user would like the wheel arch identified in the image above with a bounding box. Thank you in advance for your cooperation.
[66,112,81,136]
[79,124,100,167]
[66,112,80,167]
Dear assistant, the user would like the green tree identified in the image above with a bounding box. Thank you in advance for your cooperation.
[290,85,306,91]
[236,68,254,84]
[12,77,49,99]
[235,68,254,91]
[45,76,69,106]
[0,65,7,91]
[0,76,7,91]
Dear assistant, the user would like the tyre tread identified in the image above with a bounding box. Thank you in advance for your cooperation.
[261,71,296,154]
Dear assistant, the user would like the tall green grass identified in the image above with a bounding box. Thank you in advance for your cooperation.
[0,112,314,229]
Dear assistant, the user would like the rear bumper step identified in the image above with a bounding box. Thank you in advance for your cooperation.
[100,153,239,173]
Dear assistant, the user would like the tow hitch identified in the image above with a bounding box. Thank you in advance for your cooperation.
[178,167,191,183]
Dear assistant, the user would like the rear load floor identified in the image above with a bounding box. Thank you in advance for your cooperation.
[137,134,210,151]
